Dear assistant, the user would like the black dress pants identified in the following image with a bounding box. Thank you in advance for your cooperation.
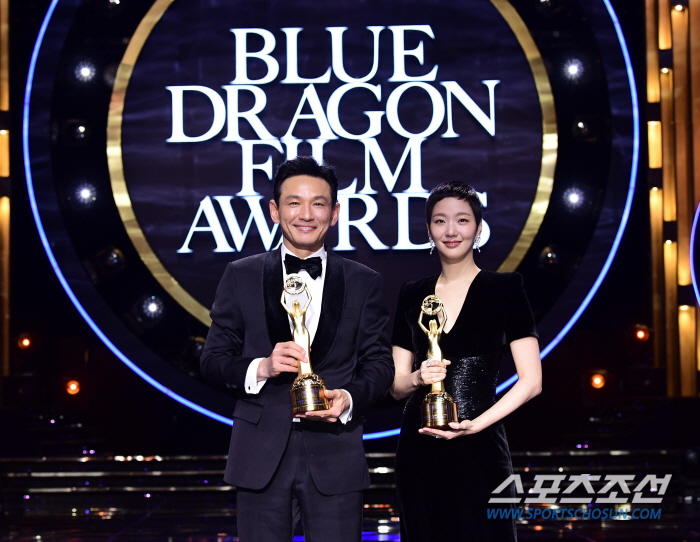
[236,427,363,542]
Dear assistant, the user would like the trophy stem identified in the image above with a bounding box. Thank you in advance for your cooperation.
[431,380,445,393]
[298,352,313,376]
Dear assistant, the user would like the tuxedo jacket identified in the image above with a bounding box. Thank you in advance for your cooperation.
[200,247,394,494]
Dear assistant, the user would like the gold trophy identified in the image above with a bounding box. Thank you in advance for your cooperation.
[282,273,331,415]
[419,295,458,429]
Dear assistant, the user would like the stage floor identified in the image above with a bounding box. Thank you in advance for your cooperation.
[2,450,699,541]
[3,513,700,541]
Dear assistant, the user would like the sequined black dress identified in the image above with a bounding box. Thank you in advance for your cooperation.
[392,271,538,542]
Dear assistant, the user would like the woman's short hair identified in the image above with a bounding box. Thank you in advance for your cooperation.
[272,156,339,206]
[425,181,483,225]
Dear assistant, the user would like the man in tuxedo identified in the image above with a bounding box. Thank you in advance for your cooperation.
[200,156,394,541]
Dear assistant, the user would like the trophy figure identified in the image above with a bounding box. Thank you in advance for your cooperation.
[282,273,331,415]
[419,295,458,429]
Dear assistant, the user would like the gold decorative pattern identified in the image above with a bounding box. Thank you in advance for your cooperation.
[421,295,443,316]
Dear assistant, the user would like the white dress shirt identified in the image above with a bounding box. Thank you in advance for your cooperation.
[244,245,353,423]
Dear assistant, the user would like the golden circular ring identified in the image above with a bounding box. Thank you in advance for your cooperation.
[421,295,443,316]
[284,274,306,295]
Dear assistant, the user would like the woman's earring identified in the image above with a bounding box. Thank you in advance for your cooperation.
[473,234,481,253]
[429,238,436,255]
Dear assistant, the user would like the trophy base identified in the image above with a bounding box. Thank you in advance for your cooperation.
[421,391,458,429]
[291,373,330,414]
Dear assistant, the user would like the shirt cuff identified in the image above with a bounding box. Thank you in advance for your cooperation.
[338,389,353,424]
[245,358,267,394]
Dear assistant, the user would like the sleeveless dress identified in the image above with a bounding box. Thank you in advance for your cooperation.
[392,271,538,542]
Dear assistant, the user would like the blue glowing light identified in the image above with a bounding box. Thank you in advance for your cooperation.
[362,428,401,440]
[690,204,700,306]
[24,0,639,440]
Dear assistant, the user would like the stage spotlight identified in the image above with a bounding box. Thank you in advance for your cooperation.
[131,295,166,328]
[66,380,81,395]
[564,59,583,79]
[62,120,91,146]
[105,249,122,267]
[538,246,559,271]
[563,188,584,209]
[142,296,164,320]
[18,333,32,350]
[675,4,683,11]
[590,373,606,389]
[76,184,96,204]
[100,0,123,15]
[574,120,589,136]
[572,115,603,143]
[634,324,650,342]
[583,369,616,410]
[74,62,96,82]
[91,246,126,282]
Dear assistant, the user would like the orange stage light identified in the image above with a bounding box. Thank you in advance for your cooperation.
[633,324,650,342]
[18,334,32,349]
[635,328,649,341]
[66,380,80,395]
[590,374,606,389]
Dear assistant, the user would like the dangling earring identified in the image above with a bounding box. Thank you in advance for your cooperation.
[429,238,436,255]
[473,234,481,253]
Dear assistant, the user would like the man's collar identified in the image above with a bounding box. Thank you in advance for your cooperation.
[280,243,327,262]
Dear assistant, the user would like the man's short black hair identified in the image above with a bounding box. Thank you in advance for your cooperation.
[425,181,483,226]
[272,156,339,206]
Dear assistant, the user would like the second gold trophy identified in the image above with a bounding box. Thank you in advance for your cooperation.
[419,295,458,428]
[282,273,331,415]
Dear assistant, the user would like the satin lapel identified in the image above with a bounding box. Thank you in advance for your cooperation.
[310,247,345,369]
[263,248,293,348]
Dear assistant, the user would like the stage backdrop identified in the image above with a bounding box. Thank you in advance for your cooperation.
[24,0,638,436]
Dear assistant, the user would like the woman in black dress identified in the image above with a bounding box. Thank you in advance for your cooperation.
[390,181,542,541]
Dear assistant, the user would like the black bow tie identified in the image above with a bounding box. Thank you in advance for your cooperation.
[284,254,323,280]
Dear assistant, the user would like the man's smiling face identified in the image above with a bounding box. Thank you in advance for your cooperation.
[269,174,340,258]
